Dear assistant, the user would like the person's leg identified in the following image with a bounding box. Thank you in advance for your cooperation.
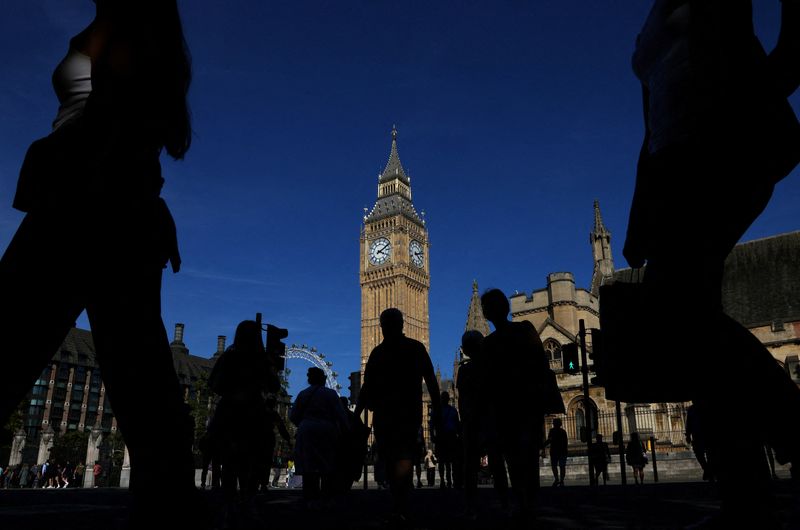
[550,459,559,485]
[438,458,446,489]
[390,459,413,517]
[303,473,320,502]
[559,459,566,485]
[487,448,509,508]
[86,264,196,503]
[0,213,85,425]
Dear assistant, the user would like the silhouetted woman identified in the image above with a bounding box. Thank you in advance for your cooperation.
[625,433,647,486]
[209,320,280,525]
[290,367,348,508]
[627,0,800,524]
[0,0,195,518]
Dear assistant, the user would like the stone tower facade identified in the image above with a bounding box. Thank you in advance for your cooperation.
[360,128,431,374]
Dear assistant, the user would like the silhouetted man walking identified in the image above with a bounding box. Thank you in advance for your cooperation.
[356,308,441,527]
[481,288,547,523]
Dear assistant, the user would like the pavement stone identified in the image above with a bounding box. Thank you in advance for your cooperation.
[0,480,797,529]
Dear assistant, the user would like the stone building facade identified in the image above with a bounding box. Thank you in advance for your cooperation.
[11,323,219,464]
[457,202,800,453]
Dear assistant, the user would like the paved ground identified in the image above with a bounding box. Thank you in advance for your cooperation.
[0,480,798,529]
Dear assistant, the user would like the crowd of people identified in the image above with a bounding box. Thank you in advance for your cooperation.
[0,0,799,528]
[0,460,102,489]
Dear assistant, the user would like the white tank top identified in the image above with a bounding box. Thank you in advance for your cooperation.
[52,48,92,131]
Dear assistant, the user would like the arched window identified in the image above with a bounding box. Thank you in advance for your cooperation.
[543,339,562,363]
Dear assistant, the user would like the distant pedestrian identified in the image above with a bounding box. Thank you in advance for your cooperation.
[424,450,437,487]
[590,434,612,485]
[414,427,425,489]
[436,391,460,489]
[543,418,568,487]
[93,461,102,488]
[74,462,84,488]
[626,433,648,485]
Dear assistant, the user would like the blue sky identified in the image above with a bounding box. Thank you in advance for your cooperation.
[1,1,798,398]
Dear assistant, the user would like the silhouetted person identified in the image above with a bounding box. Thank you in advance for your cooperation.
[355,308,441,526]
[481,289,547,523]
[457,330,483,515]
[436,391,460,489]
[209,320,280,526]
[424,450,437,487]
[627,1,800,524]
[685,403,713,482]
[258,397,291,492]
[332,395,361,494]
[290,367,349,508]
[590,433,612,485]
[542,418,568,487]
[198,432,221,490]
[626,433,648,485]
[0,0,199,523]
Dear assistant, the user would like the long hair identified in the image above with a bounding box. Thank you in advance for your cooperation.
[108,0,192,159]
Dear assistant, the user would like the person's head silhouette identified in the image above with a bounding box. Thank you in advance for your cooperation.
[461,330,484,360]
[553,418,563,428]
[307,367,326,386]
[441,391,450,404]
[233,320,264,354]
[480,289,510,326]
[380,308,404,340]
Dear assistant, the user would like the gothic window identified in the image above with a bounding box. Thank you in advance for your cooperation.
[543,339,562,363]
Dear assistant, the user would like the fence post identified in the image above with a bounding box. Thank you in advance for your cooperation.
[615,401,626,485]
[579,320,596,487]
[363,409,369,490]
[650,436,658,483]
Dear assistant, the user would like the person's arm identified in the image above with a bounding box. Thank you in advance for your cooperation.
[421,347,442,438]
[768,0,800,96]
[623,84,652,269]
[289,391,304,426]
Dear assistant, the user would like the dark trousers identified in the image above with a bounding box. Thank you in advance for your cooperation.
[0,207,194,497]
[426,467,435,486]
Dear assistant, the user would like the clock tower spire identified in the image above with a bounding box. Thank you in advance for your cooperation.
[360,128,431,374]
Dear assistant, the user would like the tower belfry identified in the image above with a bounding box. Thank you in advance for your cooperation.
[360,128,431,374]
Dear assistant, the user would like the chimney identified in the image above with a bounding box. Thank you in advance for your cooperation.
[217,335,226,354]
[173,323,185,344]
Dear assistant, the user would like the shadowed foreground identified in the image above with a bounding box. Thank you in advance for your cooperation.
[1,481,798,529]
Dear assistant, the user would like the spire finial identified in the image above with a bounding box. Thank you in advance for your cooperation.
[380,125,408,184]
[472,279,478,293]
[593,199,610,236]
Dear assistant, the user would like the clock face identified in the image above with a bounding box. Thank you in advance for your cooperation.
[409,240,424,268]
[369,237,391,265]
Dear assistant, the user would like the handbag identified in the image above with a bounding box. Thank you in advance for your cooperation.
[597,271,696,404]
[14,120,90,213]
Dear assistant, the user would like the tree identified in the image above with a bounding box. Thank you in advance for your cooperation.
[188,371,213,453]
[50,430,90,465]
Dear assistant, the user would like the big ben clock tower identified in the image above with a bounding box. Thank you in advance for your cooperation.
[360,127,430,374]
